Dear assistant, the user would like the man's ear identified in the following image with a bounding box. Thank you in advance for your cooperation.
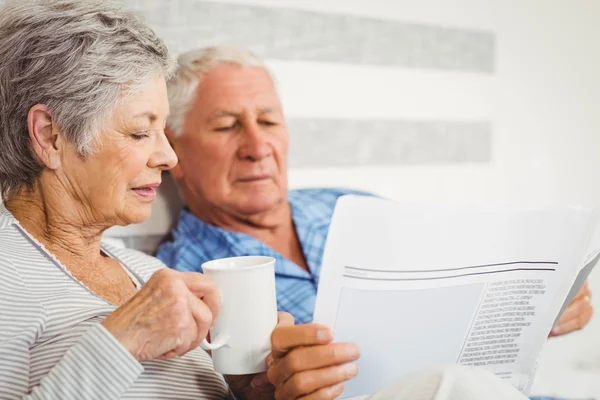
[28,104,63,170]
[165,127,184,180]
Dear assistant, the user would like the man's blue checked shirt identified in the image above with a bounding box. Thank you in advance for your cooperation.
[157,188,368,324]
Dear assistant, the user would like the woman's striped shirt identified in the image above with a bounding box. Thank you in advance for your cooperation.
[0,205,230,399]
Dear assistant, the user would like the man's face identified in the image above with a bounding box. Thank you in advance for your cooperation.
[170,64,289,217]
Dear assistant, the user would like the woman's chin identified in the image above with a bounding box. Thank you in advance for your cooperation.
[117,205,153,226]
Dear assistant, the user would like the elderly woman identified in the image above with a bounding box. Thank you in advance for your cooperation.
[0,1,361,399]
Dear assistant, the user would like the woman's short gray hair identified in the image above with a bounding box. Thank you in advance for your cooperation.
[166,46,272,137]
[0,0,176,201]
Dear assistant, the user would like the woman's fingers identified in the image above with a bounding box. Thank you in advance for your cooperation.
[179,272,221,320]
[157,350,179,360]
[269,343,360,386]
[185,293,215,353]
[274,363,358,400]
[102,269,219,361]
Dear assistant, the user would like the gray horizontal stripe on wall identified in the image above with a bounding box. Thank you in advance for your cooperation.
[138,1,495,73]
[287,119,491,168]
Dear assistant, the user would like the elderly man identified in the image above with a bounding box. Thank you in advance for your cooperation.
[157,47,593,335]
[157,47,368,324]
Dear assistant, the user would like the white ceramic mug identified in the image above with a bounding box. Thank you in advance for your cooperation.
[200,256,278,375]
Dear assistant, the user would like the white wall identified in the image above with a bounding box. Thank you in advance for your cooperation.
[262,0,600,210]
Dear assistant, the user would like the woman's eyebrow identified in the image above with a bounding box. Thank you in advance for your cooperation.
[131,111,170,122]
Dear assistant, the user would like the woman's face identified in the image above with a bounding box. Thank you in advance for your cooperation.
[59,76,177,227]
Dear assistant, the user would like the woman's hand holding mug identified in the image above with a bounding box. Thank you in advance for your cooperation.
[101,268,220,361]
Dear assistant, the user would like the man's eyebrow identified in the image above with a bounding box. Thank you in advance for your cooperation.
[207,107,282,121]
[208,111,240,121]
[257,107,278,115]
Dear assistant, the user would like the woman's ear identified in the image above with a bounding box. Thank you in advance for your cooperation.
[165,127,184,180]
[28,104,63,170]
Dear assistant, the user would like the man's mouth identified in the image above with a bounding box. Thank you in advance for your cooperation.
[236,175,271,183]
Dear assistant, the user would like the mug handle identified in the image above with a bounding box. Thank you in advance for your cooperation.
[200,334,230,351]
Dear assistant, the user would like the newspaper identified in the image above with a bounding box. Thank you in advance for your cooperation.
[313,195,600,399]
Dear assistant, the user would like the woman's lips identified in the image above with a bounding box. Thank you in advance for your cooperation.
[131,183,160,201]
[132,187,156,200]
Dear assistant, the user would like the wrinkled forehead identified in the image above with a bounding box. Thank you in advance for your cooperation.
[194,64,282,117]
[113,76,170,126]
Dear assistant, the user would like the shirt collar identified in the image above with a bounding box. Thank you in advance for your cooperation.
[177,207,314,280]
[0,203,16,231]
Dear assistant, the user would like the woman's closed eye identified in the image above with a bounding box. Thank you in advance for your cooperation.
[130,131,150,140]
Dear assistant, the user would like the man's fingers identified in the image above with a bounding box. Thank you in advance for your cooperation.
[554,306,593,335]
[556,297,589,326]
[581,280,590,295]
[251,372,271,389]
[298,384,345,400]
[271,324,333,358]
[552,304,594,336]
[571,282,591,303]
[556,287,593,324]
[269,343,360,386]
[275,363,358,400]
[277,312,295,327]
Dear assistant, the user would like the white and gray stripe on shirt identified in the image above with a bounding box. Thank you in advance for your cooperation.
[0,205,230,399]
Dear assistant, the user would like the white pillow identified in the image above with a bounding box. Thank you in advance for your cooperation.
[368,365,527,400]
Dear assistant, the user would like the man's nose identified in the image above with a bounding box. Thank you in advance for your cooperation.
[238,122,273,161]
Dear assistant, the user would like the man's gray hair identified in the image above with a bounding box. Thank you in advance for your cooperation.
[166,46,272,137]
[0,0,176,201]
